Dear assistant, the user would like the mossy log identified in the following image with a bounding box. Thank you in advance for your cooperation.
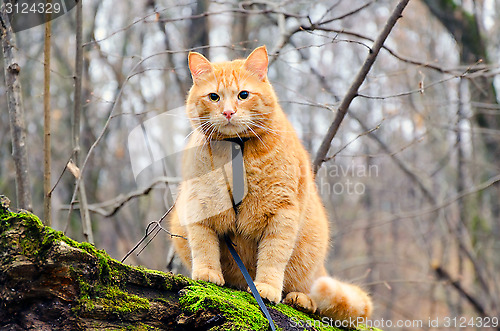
[0,196,378,331]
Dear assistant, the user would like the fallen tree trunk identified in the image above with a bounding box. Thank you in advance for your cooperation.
[0,195,378,331]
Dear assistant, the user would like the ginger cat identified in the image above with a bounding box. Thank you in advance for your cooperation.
[169,46,373,323]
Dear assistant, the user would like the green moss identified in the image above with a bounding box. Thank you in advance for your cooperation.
[0,209,48,257]
[125,324,160,331]
[0,208,43,234]
[71,250,154,318]
[180,281,270,330]
[78,280,150,317]
[0,209,150,319]
[123,323,160,331]
[132,265,195,291]
[0,209,116,285]
[86,321,160,331]
[179,281,380,331]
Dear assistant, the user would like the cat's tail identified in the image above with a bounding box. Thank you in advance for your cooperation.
[309,276,373,326]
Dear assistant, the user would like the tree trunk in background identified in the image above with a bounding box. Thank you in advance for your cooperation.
[43,6,52,226]
[0,8,33,211]
[422,0,500,162]
[232,1,249,57]
[455,78,466,317]
[363,148,376,295]
[188,0,210,57]
[72,0,94,243]
[385,202,399,322]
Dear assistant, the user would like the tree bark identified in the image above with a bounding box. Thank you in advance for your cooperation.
[44,3,52,226]
[0,7,32,211]
[71,0,94,243]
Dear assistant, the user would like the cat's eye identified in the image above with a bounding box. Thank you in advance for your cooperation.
[238,91,249,100]
[208,93,220,102]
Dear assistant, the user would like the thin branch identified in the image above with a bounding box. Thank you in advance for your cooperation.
[301,27,463,76]
[48,154,75,196]
[43,2,52,226]
[357,173,500,230]
[314,0,342,24]
[323,119,383,163]
[356,61,487,100]
[63,177,181,217]
[349,112,436,205]
[84,5,307,48]
[315,0,376,25]
[121,203,185,263]
[432,263,491,319]
[312,0,411,174]
[269,1,377,63]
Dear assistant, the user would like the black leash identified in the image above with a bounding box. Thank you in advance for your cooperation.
[223,137,277,331]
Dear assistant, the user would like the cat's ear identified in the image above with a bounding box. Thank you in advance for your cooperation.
[244,46,268,80]
[188,52,213,82]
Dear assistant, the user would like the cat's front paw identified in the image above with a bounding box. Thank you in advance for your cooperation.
[252,282,282,303]
[192,267,225,286]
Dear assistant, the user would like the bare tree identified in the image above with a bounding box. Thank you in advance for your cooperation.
[0,5,32,211]
[71,0,93,243]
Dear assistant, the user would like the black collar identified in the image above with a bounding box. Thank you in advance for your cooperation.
[222,136,250,146]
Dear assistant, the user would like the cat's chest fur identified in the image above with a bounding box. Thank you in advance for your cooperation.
[181,132,301,239]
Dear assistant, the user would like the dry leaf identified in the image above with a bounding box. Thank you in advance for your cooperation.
[67,160,81,179]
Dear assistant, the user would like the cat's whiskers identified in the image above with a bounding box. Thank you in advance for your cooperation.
[193,125,212,159]
[203,123,218,151]
[194,124,216,161]
[245,119,283,135]
[234,130,243,141]
[245,123,268,149]
[250,110,274,115]
[251,117,293,134]
[189,119,219,159]
[185,119,213,141]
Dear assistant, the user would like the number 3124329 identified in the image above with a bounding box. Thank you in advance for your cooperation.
[4,2,62,15]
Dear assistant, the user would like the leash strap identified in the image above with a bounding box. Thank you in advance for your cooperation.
[223,235,276,331]
[224,138,276,331]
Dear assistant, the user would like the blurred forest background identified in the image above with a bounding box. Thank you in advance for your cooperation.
[1,0,499,329]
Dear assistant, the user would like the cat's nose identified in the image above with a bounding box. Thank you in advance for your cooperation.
[222,109,235,120]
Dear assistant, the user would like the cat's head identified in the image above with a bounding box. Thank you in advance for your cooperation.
[186,46,277,140]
